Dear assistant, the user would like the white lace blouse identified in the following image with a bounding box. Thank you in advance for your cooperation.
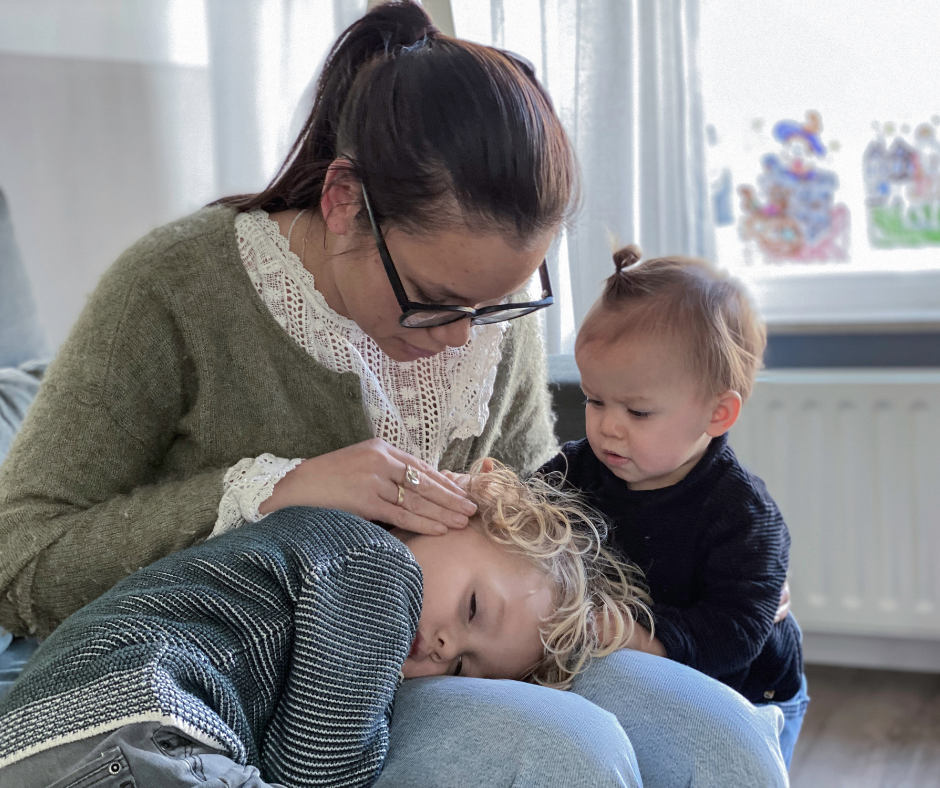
[213,210,506,536]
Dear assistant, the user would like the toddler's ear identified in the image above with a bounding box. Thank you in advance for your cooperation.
[479,457,496,474]
[705,390,742,437]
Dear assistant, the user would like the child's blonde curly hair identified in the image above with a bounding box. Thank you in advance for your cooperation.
[466,459,652,690]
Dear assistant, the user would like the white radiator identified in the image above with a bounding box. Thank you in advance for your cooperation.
[729,369,940,651]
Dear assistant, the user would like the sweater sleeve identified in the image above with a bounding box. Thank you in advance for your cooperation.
[441,314,557,475]
[0,257,225,638]
[650,486,789,678]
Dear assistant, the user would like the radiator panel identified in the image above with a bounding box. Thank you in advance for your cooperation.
[729,370,940,640]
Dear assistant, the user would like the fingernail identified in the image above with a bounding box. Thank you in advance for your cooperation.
[461,501,477,515]
[451,513,468,527]
[435,525,448,535]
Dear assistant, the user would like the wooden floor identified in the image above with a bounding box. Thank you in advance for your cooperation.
[790,664,940,787]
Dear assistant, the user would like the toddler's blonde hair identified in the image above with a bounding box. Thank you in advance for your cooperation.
[576,245,766,401]
[466,459,651,690]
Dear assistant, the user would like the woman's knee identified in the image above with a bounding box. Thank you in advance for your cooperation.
[375,676,641,788]
[572,650,787,787]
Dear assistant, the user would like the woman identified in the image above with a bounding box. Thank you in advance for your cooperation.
[0,3,786,785]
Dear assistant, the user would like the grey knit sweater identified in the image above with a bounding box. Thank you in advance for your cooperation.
[0,507,422,786]
[0,205,556,639]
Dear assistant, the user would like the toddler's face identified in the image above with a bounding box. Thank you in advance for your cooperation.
[393,523,552,680]
[577,335,717,490]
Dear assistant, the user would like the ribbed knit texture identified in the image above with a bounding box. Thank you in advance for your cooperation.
[0,206,556,639]
[540,434,803,704]
[0,507,422,786]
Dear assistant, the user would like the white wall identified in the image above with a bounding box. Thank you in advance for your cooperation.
[0,51,214,347]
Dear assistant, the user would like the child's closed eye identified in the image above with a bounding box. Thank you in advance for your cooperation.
[627,409,651,419]
[584,397,603,407]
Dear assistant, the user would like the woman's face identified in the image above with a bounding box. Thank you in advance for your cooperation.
[334,225,553,362]
[394,523,553,680]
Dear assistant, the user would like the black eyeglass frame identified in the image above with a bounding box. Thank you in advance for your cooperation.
[360,184,554,328]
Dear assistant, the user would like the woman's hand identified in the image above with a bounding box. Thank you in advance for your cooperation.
[773,581,791,624]
[259,438,477,535]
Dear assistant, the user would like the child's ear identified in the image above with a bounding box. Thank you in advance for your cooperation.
[479,457,496,474]
[705,390,742,437]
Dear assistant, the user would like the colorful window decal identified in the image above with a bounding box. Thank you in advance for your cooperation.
[864,119,940,248]
[737,111,850,264]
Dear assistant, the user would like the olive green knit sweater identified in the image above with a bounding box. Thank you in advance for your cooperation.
[0,206,556,638]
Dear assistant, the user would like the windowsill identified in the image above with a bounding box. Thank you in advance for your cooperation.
[767,322,940,335]
[739,267,940,331]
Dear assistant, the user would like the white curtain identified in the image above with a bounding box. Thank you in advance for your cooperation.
[452,0,714,353]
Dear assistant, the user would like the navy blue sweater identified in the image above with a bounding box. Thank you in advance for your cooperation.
[539,434,802,704]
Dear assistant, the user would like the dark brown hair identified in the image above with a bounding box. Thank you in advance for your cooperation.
[576,246,767,401]
[222,1,577,242]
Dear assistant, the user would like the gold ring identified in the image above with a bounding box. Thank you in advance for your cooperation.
[396,483,405,506]
[405,465,420,488]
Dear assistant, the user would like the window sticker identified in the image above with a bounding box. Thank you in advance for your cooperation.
[864,119,940,248]
[737,111,850,265]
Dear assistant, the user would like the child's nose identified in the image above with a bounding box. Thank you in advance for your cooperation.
[433,633,458,662]
[600,411,623,437]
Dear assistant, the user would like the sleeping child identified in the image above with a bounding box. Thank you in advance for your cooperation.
[539,247,806,767]
[0,460,650,788]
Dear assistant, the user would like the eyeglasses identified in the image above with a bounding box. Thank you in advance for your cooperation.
[361,184,553,329]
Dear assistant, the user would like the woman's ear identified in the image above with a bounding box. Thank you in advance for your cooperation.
[705,390,743,437]
[320,158,361,235]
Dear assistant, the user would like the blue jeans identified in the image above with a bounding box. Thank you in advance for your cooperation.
[0,636,38,697]
[756,615,809,768]
[1,648,786,787]
[761,672,809,768]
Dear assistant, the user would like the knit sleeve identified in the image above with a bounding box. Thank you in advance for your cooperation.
[440,314,557,475]
[0,254,225,638]
[650,482,790,678]
[212,454,304,538]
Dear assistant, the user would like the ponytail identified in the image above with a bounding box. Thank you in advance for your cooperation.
[223,0,576,241]
[603,244,644,302]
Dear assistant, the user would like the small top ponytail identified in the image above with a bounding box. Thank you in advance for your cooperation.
[223,0,577,243]
[612,244,642,273]
[603,244,646,302]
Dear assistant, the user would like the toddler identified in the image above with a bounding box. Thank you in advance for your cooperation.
[0,461,649,788]
[540,246,807,767]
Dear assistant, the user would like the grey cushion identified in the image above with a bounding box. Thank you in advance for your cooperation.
[0,188,48,368]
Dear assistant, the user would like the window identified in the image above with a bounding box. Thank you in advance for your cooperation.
[700,0,940,326]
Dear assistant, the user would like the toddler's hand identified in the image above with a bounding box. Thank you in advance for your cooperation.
[441,457,496,492]
[773,581,791,623]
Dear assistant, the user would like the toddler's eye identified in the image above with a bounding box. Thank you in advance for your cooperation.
[628,409,651,419]
[453,656,464,676]
[584,397,603,407]
[469,592,477,621]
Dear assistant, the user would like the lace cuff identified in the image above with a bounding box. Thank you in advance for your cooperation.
[212,454,304,539]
